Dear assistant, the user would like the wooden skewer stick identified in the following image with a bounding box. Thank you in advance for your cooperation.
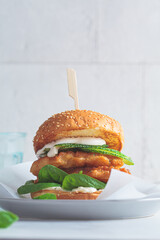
[67,68,79,110]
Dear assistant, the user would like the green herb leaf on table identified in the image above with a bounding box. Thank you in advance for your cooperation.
[62,173,106,191]
[33,193,57,200]
[55,143,134,165]
[0,211,19,228]
[38,165,68,184]
[17,181,61,194]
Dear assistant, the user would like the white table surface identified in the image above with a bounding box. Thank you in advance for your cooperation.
[1,212,160,240]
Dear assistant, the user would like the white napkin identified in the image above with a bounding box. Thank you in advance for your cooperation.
[0,162,160,200]
[0,162,35,199]
[98,169,160,200]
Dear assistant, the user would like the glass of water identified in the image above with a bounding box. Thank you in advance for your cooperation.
[0,132,27,169]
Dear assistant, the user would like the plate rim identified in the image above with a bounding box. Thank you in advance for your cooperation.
[1,197,160,203]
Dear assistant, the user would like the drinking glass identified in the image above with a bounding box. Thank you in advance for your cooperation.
[0,132,26,169]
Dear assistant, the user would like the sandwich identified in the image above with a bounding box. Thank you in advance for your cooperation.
[17,110,133,200]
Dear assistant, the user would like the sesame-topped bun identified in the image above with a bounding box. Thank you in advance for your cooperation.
[33,110,124,152]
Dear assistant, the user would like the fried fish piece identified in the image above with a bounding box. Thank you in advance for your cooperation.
[61,166,130,183]
[30,151,124,176]
[34,165,130,184]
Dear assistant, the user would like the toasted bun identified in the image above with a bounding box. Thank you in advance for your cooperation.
[33,110,124,152]
[31,189,102,200]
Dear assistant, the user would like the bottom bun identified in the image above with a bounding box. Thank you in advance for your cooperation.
[31,189,102,200]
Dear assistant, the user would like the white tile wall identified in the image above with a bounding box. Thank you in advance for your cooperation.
[99,0,160,63]
[0,0,160,180]
[0,0,98,62]
[142,66,160,180]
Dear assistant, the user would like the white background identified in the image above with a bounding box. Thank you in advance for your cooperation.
[0,0,160,180]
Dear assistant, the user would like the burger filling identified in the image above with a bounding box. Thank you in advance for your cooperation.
[36,137,106,158]
[17,138,134,199]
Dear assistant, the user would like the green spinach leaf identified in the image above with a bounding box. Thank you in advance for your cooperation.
[25,180,34,185]
[62,173,106,191]
[38,165,68,184]
[33,193,57,199]
[17,181,61,194]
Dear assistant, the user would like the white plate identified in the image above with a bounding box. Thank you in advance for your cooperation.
[1,197,160,220]
[1,162,160,220]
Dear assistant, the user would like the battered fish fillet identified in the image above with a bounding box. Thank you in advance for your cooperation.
[34,165,130,184]
[61,166,130,183]
[30,151,124,176]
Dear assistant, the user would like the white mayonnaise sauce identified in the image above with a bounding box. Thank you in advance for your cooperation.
[45,186,99,193]
[71,187,98,193]
[37,137,106,158]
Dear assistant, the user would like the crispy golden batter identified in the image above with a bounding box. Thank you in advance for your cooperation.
[61,166,130,183]
[30,151,124,176]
